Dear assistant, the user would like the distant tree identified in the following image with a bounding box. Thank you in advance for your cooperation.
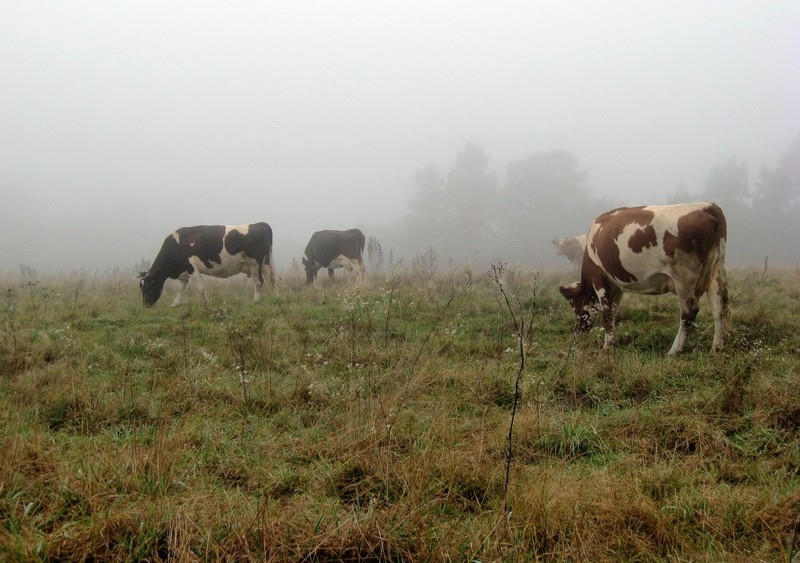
[666,183,694,204]
[500,150,610,261]
[697,157,752,263]
[406,143,498,261]
[702,156,750,207]
[505,150,590,206]
[445,142,498,232]
[753,134,800,215]
[745,134,800,263]
[409,163,446,223]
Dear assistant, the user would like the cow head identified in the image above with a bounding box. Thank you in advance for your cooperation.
[301,257,319,285]
[559,282,595,332]
[138,271,165,307]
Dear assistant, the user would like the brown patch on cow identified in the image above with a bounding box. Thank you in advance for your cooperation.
[675,205,726,264]
[663,231,677,257]
[591,207,654,283]
[628,224,657,253]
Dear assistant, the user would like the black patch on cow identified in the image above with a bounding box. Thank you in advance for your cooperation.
[175,225,226,270]
[225,222,272,266]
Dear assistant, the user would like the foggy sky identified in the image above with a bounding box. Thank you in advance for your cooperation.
[2,1,799,272]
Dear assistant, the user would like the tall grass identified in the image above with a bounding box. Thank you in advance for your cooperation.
[0,265,798,560]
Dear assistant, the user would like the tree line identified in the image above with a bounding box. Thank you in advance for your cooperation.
[377,135,799,267]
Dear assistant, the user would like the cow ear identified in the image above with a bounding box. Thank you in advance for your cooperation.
[559,283,580,300]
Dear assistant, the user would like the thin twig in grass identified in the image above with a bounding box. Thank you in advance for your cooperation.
[23,280,37,300]
[41,287,51,324]
[227,322,254,433]
[383,275,398,349]
[490,263,537,510]
[179,312,190,375]
[5,288,18,353]
[71,276,85,321]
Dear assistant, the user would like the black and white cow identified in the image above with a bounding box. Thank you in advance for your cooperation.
[559,202,729,355]
[139,223,275,307]
[301,228,366,285]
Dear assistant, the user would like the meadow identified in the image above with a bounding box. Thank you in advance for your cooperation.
[1,260,798,561]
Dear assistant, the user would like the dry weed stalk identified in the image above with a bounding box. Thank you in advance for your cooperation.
[490,263,537,509]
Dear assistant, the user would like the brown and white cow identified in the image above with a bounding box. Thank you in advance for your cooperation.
[559,202,729,355]
[139,223,275,307]
[552,235,587,266]
[302,228,366,285]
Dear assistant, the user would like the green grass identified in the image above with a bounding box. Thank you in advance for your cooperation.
[1,265,799,560]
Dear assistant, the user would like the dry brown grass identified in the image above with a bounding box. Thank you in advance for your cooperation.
[1,266,799,560]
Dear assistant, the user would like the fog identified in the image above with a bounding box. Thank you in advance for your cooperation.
[2,2,799,274]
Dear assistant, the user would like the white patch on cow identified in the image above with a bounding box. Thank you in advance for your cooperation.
[589,216,677,295]
[327,254,366,283]
[226,224,249,235]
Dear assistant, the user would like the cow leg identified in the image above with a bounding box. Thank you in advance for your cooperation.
[595,285,619,350]
[356,259,366,283]
[250,260,276,299]
[328,267,335,280]
[707,268,729,353]
[171,273,190,307]
[248,261,265,301]
[186,258,210,305]
[668,288,700,356]
[194,274,210,305]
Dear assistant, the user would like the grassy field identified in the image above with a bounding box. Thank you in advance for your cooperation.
[1,262,799,561]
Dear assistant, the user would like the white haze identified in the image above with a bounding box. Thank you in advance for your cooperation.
[1,1,799,273]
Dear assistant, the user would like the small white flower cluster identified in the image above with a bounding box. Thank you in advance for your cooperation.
[210,307,230,323]
[304,352,327,367]
[236,365,251,386]
[145,338,166,353]
[198,348,217,364]
[53,323,76,348]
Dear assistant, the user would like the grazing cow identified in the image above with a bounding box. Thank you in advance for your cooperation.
[559,202,728,355]
[552,235,587,266]
[302,228,366,285]
[139,223,275,307]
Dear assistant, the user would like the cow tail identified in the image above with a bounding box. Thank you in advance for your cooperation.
[710,204,730,330]
[716,237,731,330]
